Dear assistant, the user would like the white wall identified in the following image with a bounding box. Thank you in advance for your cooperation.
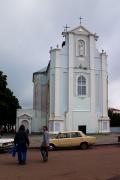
[72,111,98,133]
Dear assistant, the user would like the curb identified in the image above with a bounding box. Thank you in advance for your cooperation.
[94,142,120,147]
[28,143,120,150]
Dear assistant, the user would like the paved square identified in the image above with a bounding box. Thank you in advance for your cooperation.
[0,146,120,180]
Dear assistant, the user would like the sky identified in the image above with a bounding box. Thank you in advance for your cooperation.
[0,0,120,109]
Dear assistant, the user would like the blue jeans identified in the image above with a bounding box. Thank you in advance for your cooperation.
[40,146,48,161]
[17,144,27,164]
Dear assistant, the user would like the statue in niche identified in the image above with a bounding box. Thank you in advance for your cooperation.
[78,40,85,57]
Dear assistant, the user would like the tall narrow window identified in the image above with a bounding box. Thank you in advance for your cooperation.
[78,76,86,96]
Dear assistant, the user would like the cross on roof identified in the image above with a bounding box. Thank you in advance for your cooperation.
[78,16,83,25]
[63,24,70,32]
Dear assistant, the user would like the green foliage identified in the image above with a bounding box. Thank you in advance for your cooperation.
[0,71,21,127]
[108,109,120,127]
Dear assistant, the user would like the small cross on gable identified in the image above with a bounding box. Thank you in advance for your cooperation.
[63,24,70,32]
[78,16,83,26]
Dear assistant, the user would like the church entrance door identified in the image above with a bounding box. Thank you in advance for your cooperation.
[78,125,86,134]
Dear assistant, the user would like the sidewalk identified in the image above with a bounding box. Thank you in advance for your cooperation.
[28,133,120,148]
[1,132,120,148]
[94,133,120,146]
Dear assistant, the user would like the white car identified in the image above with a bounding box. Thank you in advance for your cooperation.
[0,137,14,150]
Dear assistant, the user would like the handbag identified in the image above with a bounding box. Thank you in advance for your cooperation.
[9,145,17,157]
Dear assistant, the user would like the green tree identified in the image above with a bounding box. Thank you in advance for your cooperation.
[0,71,21,131]
[108,108,120,127]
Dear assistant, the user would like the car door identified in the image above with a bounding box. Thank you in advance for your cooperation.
[70,132,83,147]
[57,133,71,147]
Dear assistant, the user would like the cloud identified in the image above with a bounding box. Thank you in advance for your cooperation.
[0,0,120,109]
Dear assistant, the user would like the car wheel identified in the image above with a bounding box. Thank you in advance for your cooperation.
[49,144,56,151]
[80,142,88,150]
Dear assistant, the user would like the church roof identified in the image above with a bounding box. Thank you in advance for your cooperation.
[38,67,47,73]
[33,61,50,75]
[33,61,50,81]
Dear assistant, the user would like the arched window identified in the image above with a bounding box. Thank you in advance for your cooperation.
[77,76,86,96]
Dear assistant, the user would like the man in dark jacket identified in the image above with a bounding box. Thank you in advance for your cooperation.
[14,125,29,165]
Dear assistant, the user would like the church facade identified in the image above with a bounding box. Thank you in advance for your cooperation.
[16,24,110,134]
[32,25,110,134]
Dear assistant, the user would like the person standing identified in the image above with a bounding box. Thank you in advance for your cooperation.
[14,125,30,165]
[40,126,49,162]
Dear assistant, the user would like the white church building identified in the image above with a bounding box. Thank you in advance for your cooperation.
[16,24,110,134]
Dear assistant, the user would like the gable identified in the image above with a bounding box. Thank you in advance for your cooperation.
[68,25,94,36]
[18,114,31,119]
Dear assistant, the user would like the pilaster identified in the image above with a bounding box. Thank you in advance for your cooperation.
[54,49,61,117]
[101,52,108,116]
[68,33,74,111]
[89,35,96,115]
